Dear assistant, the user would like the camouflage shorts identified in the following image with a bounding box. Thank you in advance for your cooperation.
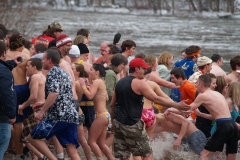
[113,120,152,158]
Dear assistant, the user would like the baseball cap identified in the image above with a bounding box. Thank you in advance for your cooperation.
[129,58,151,69]
[197,56,212,66]
[49,21,65,31]
[69,45,80,58]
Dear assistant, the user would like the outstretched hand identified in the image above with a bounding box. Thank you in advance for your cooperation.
[177,100,191,111]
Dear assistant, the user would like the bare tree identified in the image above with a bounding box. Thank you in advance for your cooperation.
[198,0,203,12]
[189,0,197,11]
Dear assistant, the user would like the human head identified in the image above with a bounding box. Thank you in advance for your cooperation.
[206,73,216,90]
[48,21,64,38]
[68,45,80,63]
[145,55,158,71]
[78,43,89,62]
[197,74,211,92]
[158,51,174,69]
[24,40,34,56]
[35,43,47,54]
[0,41,6,60]
[76,28,90,42]
[185,45,201,62]
[72,63,88,78]
[0,24,9,37]
[9,34,25,52]
[26,58,42,77]
[56,34,72,56]
[42,49,60,70]
[226,82,240,106]
[111,54,128,74]
[129,58,151,79]
[121,40,136,56]
[197,56,212,73]
[0,29,5,41]
[102,44,119,64]
[89,63,106,80]
[170,68,186,86]
[211,54,223,67]
[215,76,228,96]
[73,35,88,46]
[100,41,109,56]
[230,56,240,71]
[181,49,186,59]
[6,29,20,48]
[135,52,146,59]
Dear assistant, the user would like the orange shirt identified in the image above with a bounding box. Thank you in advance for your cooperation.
[179,80,197,120]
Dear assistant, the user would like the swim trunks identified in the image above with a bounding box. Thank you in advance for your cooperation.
[141,107,155,128]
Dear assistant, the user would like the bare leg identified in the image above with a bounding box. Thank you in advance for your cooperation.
[97,125,114,160]
[25,142,44,158]
[200,149,214,160]
[13,122,23,155]
[145,119,156,139]
[65,144,81,160]
[226,153,237,160]
[27,135,57,160]
[105,132,114,147]
[52,136,64,158]
[77,124,92,160]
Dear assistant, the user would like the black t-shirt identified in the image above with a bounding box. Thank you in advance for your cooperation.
[114,76,144,125]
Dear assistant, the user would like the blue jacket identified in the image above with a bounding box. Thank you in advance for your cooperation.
[0,59,16,123]
[174,58,198,79]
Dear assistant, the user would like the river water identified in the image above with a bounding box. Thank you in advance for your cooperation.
[31,9,240,72]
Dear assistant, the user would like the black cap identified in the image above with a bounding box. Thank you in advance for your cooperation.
[77,43,89,54]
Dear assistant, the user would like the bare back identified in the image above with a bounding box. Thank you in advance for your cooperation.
[6,50,30,85]
[92,79,108,113]
[59,59,78,100]
[195,90,231,119]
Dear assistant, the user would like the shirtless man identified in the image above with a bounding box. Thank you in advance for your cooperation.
[6,34,31,159]
[18,58,46,159]
[56,34,72,64]
[225,55,240,84]
[187,74,238,160]
[156,108,206,155]
[210,54,226,77]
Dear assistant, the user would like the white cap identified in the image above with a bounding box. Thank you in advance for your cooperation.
[68,45,80,58]
[197,56,212,66]
[236,70,240,73]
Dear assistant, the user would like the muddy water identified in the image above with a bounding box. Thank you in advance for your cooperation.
[31,10,240,72]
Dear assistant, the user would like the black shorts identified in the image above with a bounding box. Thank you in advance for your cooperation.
[204,118,238,155]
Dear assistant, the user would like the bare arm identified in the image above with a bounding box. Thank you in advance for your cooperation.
[150,73,178,89]
[110,91,116,133]
[79,78,99,100]
[18,75,40,115]
[75,81,83,101]
[34,92,58,121]
[195,108,214,120]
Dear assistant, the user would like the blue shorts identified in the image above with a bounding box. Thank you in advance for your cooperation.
[14,84,32,123]
[30,120,79,148]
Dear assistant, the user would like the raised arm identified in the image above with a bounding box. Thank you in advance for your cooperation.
[150,73,178,89]
[79,78,99,100]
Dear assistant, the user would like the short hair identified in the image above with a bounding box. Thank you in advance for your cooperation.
[158,51,173,69]
[73,35,87,45]
[198,74,211,88]
[0,29,4,41]
[35,43,47,53]
[135,52,146,59]
[76,28,90,37]
[108,44,119,55]
[111,54,128,67]
[0,41,6,56]
[24,40,33,50]
[170,68,186,80]
[29,58,42,71]
[206,73,216,79]
[7,29,20,36]
[185,45,201,59]
[48,47,63,58]
[215,76,227,94]
[144,55,156,67]
[211,54,222,62]
[74,63,88,78]
[45,49,60,65]
[230,56,240,71]
[121,40,136,52]
[92,63,106,78]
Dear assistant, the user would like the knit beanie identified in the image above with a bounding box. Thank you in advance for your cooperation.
[77,43,89,54]
[56,34,72,48]
[69,45,80,57]
[9,34,25,50]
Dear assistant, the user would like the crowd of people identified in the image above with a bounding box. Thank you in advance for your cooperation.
[0,21,240,160]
